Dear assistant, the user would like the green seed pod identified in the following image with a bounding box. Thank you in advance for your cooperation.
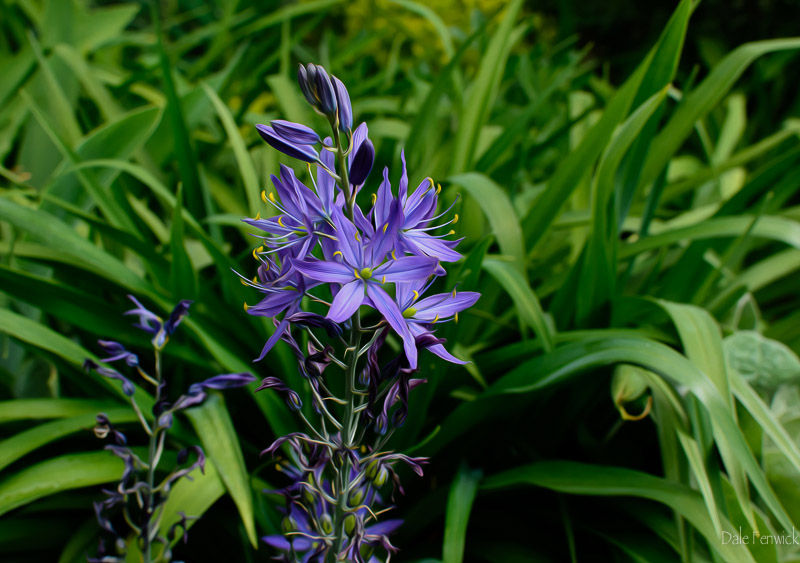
[344,514,357,536]
[302,486,316,506]
[374,466,389,488]
[365,459,380,480]
[321,513,334,535]
[281,516,298,533]
[349,487,365,506]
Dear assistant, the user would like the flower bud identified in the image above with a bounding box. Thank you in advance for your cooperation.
[332,75,352,132]
[349,138,374,186]
[256,124,320,163]
[297,64,316,106]
[314,65,337,117]
[271,119,320,145]
[302,486,316,506]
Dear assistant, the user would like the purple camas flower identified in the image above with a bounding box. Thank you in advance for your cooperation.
[248,63,479,562]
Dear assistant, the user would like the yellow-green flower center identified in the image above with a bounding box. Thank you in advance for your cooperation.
[359,267,372,279]
[402,307,417,319]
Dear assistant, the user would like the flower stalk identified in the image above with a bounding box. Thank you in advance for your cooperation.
[247,63,480,561]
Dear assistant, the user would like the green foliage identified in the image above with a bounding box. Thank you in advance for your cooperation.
[1,0,800,561]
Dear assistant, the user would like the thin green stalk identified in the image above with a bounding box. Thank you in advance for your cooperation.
[143,347,162,563]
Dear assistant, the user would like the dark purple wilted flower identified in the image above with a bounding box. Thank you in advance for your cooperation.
[123,296,192,349]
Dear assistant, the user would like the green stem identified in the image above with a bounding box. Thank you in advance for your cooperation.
[143,347,162,563]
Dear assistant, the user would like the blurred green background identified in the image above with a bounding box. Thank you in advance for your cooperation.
[2,0,800,562]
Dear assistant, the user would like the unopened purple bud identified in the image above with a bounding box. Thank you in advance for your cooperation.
[271,120,320,145]
[297,64,316,106]
[313,65,337,117]
[349,138,374,186]
[332,75,352,132]
[256,124,320,163]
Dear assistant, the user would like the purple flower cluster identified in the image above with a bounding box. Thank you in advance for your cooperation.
[243,64,479,562]
[85,297,255,563]
[245,76,478,371]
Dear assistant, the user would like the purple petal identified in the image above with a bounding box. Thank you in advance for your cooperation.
[293,258,355,284]
[331,205,363,266]
[255,315,291,362]
[404,231,463,262]
[373,256,439,283]
[328,279,365,322]
[256,124,320,163]
[413,291,480,320]
[270,119,320,145]
[367,284,418,369]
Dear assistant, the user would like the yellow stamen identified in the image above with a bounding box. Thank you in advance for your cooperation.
[371,193,377,205]
[448,229,455,235]
[383,223,388,233]
[391,250,396,260]
[243,302,250,311]
[455,312,459,323]
[453,213,459,224]
[253,276,258,283]
[240,278,247,286]
[432,314,439,323]
[277,216,285,227]
[381,275,386,284]
[436,183,442,195]
[261,190,267,203]
[333,250,343,259]
[252,248,260,260]
[355,232,360,242]
[354,269,360,279]
[426,177,435,192]
[275,463,282,472]
[269,192,277,203]
[255,211,261,220]
[412,290,419,301]
[452,288,457,298]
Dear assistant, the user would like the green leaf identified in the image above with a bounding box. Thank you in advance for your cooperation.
[450,0,524,174]
[0,198,154,296]
[0,409,136,472]
[620,215,800,258]
[0,452,123,517]
[724,331,800,389]
[482,258,554,352]
[184,393,257,547]
[425,335,794,532]
[524,0,692,252]
[449,173,525,270]
[640,38,800,190]
[169,183,198,300]
[442,463,482,563]
[0,399,111,423]
[482,461,755,563]
[202,82,262,214]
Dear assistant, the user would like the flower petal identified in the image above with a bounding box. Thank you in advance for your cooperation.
[413,291,480,320]
[292,258,354,284]
[327,279,364,322]
[373,256,439,284]
[367,284,417,369]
